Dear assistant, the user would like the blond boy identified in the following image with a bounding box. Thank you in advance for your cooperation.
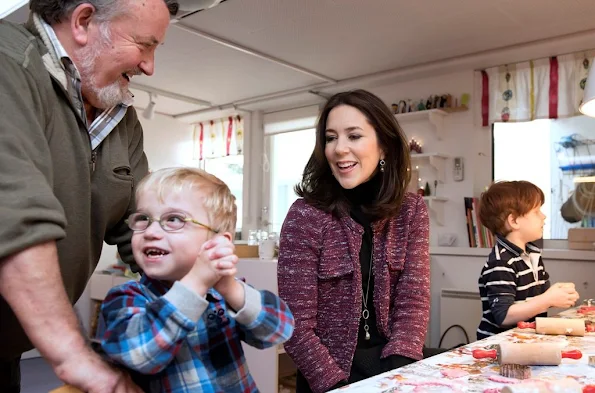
[97,168,294,392]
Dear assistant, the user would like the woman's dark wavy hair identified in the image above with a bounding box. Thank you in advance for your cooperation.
[295,89,411,219]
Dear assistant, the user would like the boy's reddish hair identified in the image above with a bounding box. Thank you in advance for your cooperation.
[479,181,544,236]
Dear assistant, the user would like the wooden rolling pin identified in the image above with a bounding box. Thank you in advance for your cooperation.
[501,378,582,393]
[472,342,582,365]
[49,386,83,393]
[517,317,590,336]
[578,305,595,314]
[529,321,595,333]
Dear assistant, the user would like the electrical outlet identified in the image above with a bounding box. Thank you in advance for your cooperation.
[454,157,464,181]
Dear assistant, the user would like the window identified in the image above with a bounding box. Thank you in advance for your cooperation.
[202,155,243,233]
[267,129,316,233]
[493,116,595,239]
[263,105,319,234]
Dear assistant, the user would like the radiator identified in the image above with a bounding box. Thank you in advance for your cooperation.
[439,289,482,349]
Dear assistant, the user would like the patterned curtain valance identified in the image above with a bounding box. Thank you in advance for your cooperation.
[481,50,595,126]
[193,115,245,160]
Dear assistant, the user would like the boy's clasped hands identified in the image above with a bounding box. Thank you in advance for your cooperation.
[543,282,580,309]
[180,235,245,309]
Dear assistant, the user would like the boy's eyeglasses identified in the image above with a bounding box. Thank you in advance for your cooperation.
[126,212,219,234]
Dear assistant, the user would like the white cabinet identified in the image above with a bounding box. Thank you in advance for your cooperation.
[236,258,295,393]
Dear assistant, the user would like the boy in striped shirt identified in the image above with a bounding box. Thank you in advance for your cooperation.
[476,181,579,340]
[97,168,294,392]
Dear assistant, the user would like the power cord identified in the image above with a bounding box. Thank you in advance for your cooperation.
[438,324,470,349]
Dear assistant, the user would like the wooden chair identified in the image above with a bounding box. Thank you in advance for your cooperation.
[49,386,83,393]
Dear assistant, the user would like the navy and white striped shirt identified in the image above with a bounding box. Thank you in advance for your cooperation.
[476,236,550,340]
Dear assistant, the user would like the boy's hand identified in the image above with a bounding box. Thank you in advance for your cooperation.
[213,238,244,310]
[205,234,238,275]
[215,276,246,311]
[544,282,580,309]
[180,235,238,296]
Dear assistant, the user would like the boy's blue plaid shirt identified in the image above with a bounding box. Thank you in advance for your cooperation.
[98,275,294,392]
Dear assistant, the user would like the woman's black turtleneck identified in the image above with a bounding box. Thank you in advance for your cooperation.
[298,174,416,392]
[342,173,384,349]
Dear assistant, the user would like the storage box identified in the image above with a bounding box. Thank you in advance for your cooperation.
[568,228,595,242]
[235,244,259,258]
[568,228,595,250]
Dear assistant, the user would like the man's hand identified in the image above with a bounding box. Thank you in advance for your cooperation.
[54,348,142,393]
[0,241,142,392]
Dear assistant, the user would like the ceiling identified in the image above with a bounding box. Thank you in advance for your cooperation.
[6,0,595,122]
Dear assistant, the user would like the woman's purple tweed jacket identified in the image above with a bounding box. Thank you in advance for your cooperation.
[277,193,430,393]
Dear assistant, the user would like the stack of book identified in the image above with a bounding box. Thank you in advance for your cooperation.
[464,197,494,248]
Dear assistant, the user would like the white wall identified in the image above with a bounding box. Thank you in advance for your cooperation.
[141,112,197,170]
[364,71,491,246]
[252,71,491,247]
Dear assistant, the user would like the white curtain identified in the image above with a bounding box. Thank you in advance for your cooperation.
[193,115,245,160]
[481,50,595,125]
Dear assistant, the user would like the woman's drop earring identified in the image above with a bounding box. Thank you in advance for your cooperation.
[379,159,386,173]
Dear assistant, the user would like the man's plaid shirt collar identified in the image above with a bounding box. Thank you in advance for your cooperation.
[36,14,131,150]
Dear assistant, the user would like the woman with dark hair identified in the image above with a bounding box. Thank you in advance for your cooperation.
[277,89,430,393]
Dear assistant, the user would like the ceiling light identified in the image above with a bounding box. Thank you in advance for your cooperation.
[143,93,157,120]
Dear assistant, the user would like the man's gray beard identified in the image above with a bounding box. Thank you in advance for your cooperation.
[76,40,133,109]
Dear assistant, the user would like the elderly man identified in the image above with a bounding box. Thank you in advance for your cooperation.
[0,0,201,392]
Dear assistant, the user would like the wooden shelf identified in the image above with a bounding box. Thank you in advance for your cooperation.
[411,152,449,159]
[422,196,448,226]
[441,106,469,114]
[423,196,448,202]
[395,106,468,140]
[411,153,450,182]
